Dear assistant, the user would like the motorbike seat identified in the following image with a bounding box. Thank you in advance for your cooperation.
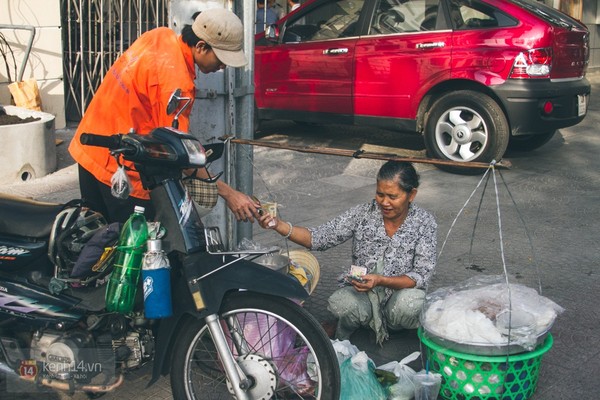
[0,193,64,238]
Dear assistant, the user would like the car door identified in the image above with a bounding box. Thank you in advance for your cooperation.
[354,0,451,128]
[255,0,365,118]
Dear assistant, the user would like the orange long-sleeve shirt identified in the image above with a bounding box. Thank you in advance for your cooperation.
[69,28,196,200]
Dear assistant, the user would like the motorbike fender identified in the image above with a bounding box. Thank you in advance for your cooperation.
[183,252,309,314]
[150,253,309,384]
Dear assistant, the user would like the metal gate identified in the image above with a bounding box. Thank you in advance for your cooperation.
[61,0,168,121]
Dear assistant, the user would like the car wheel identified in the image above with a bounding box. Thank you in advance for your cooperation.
[507,130,556,152]
[424,91,509,174]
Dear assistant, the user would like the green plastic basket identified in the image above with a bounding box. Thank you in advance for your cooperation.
[418,329,553,400]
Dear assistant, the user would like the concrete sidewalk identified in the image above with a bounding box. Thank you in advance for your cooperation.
[1,76,599,399]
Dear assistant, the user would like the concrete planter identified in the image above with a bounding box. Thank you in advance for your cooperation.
[0,106,56,183]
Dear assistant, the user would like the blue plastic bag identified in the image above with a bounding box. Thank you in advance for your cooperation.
[340,351,387,400]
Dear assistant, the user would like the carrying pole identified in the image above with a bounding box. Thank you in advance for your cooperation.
[230,138,512,169]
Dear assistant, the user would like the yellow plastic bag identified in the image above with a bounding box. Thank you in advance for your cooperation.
[8,78,42,111]
[288,264,309,287]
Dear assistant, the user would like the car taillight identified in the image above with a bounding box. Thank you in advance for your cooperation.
[509,48,552,79]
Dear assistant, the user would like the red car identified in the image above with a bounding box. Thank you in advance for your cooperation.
[254,0,590,171]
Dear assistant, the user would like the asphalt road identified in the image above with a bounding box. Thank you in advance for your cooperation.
[1,75,599,399]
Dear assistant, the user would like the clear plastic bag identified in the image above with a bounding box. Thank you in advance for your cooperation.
[111,165,132,199]
[376,351,420,400]
[340,351,387,400]
[236,238,268,251]
[412,370,442,400]
[421,275,563,350]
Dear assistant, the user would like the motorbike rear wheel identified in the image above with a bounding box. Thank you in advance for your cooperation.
[170,291,340,400]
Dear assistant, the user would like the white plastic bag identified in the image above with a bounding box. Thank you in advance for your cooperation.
[377,351,420,400]
[331,339,360,365]
[110,165,132,199]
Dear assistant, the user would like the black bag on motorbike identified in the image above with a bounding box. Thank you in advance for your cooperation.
[70,222,121,281]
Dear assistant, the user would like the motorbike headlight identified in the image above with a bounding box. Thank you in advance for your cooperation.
[182,138,207,167]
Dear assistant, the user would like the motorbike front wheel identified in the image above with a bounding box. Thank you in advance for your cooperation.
[170,291,340,399]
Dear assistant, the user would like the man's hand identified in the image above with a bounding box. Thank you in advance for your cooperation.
[227,192,261,222]
[216,181,260,222]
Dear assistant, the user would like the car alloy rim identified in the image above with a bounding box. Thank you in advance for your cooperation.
[434,106,488,162]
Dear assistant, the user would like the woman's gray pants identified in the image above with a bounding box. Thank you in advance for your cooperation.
[327,286,425,340]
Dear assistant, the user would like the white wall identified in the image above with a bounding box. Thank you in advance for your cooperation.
[0,0,65,128]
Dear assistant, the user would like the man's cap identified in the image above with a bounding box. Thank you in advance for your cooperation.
[192,8,247,68]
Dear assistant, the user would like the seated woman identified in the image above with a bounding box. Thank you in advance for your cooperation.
[257,161,437,344]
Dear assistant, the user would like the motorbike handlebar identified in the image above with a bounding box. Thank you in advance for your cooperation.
[80,133,122,149]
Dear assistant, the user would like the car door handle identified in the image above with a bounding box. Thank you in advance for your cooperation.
[323,48,349,55]
[416,41,445,49]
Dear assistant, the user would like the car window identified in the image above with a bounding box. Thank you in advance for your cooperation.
[510,0,585,30]
[282,0,365,43]
[448,0,518,30]
[370,0,442,35]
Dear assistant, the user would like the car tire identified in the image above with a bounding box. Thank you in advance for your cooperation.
[507,130,556,152]
[424,90,509,174]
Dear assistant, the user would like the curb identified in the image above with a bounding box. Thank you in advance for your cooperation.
[0,163,78,199]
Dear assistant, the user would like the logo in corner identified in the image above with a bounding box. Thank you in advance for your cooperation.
[19,360,38,380]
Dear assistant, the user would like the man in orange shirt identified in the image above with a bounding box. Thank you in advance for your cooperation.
[69,8,259,224]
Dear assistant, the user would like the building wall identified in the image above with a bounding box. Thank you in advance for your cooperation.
[581,0,600,73]
[0,0,65,128]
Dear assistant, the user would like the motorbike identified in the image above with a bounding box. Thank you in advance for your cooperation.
[0,90,340,399]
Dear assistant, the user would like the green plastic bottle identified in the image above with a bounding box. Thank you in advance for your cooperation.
[105,206,148,313]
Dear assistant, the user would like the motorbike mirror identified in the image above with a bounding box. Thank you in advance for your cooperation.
[166,89,192,129]
[167,89,183,115]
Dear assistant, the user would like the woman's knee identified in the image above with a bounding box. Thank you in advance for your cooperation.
[384,288,425,330]
[327,288,371,322]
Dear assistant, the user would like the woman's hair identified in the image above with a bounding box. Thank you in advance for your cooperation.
[376,161,419,193]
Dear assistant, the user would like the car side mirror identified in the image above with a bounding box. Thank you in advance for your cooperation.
[265,24,280,43]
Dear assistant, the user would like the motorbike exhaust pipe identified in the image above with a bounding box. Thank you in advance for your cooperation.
[38,373,124,393]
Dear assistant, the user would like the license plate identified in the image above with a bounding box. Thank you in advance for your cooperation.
[578,94,587,116]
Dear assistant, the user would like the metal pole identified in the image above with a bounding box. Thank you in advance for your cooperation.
[0,25,36,83]
[225,0,237,249]
[79,0,85,114]
[100,0,105,82]
[233,0,256,243]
